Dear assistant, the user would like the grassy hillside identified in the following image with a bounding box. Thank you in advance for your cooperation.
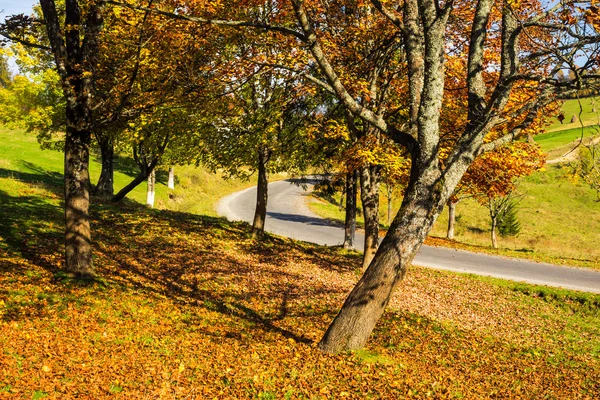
[534,125,599,159]
[544,96,600,132]
[0,127,257,216]
[1,162,599,398]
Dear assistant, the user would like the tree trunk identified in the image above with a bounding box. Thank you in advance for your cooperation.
[146,169,156,208]
[387,184,393,227]
[93,135,114,197]
[64,125,94,277]
[167,166,175,190]
[360,165,380,269]
[112,173,148,202]
[491,215,498,249]
[318,173,446,353]
[343,170,357,249]
[252,146,269,238]
[447,199,457,240]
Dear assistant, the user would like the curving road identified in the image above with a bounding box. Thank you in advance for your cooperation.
[217,178,600,294]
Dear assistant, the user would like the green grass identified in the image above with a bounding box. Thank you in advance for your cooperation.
[0,127,258,216]
[430,165,600,266]
[545,96,600,132]
[534,126,599,158]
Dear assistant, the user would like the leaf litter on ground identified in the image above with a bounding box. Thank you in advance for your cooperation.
[0,177,599,399]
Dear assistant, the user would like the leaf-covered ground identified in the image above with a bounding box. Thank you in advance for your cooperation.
[1,178,599,399]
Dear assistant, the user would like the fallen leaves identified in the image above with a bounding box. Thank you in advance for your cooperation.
[0,179,599,398]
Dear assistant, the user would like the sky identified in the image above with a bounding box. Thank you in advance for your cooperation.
[0,0,39,73]
[0,0,38,17]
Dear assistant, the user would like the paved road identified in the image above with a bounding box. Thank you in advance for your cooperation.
[217,178,600,293]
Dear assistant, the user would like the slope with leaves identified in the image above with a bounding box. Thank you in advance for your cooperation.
[0,163,599,398]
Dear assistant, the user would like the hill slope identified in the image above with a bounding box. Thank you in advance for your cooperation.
[1,130,599,398]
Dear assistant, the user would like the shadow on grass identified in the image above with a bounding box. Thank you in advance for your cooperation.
[1,171,352,343]
[0,164,63,195]
[0,157,358,342]
[94,205,358,344]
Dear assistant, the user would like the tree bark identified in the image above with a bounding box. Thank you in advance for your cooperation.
[38,0,103,277]
[491,215,498,249]
[112,172,149,202]
[64,125,93,277]
[146,169,155,208]
[252,145,270,238]
[386,184,393,227]
[167,166,175,189]
[343,170,357,249]
[447,199,457,240]
[93,135,114,197]
[319,171,446,353]
[360,165,380,269]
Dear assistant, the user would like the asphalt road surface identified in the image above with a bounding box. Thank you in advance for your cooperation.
[217,178,600,294]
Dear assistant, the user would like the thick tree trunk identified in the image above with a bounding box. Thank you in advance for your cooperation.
[360,165,380,269]
[252,146,269,238]
[93,135,114,197]
[447,199,457,240]
[343,171,357,249]
[64,125,94,277]
[146,169,156,208]
[319,173,446,353]
[167,166,175,190]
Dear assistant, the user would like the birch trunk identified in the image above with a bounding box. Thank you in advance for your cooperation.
[167,166,175,190]
[146,169,156,208]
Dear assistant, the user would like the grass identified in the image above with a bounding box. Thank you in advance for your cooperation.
[0,127,259,216]
[430,165,600,267]
[0,167,599,397]
[310,165,600,269]
[544,96,600,132]
[534,125,599,159]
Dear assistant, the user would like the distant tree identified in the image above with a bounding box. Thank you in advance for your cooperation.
[0,55,10,87]
[497,198,521,238]
[462,142,545,248]
[571,140,600,201]
[485,192,523,248]
[201,69,314,237]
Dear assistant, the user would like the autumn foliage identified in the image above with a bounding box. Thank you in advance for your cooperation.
[1,176,599,398]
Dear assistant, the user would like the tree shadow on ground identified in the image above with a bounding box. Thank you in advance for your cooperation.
[0,163,63,195]
[89,206,357,344]
[1,176,354,343]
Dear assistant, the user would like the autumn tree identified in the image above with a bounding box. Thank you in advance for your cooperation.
[106,0,600,352]
[572,139,600,200]
[200,67,315,237]
[0,0,104,277]
[462,142,545,247]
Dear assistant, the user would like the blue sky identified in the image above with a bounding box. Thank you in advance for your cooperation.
[0,1,38,17]
[1,1,39,73]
